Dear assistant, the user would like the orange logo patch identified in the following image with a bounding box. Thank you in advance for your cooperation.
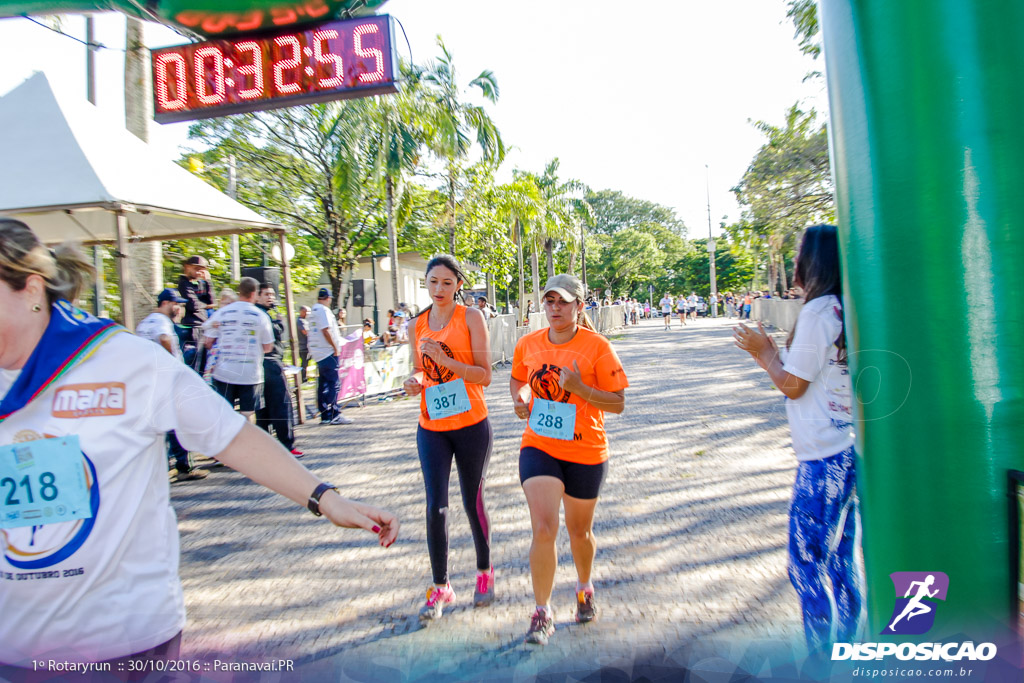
[51,383,126,418]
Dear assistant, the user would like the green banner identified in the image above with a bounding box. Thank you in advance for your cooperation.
[820,0,1024,640]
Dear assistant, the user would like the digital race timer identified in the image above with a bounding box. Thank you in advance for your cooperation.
[151,14,398,124]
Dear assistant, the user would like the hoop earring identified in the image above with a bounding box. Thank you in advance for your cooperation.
[32,304,42,312]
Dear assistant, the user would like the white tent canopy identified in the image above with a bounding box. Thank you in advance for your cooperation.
[0,71,280,244]
[0,72,300,348]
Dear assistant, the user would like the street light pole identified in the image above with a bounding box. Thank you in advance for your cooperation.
[706,164,718,318]
[371,253,389,335]
[580,218,588,296]
[371,254,379,335]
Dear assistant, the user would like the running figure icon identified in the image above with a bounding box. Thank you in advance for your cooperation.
[888,574,939,632]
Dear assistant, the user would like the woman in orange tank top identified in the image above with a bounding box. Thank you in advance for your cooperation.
[402,255,495,624]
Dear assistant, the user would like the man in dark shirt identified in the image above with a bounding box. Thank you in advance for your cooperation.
[177,255,214,370]
[177,255,213,326]
[296,305,312,382]
[255,283,302,457]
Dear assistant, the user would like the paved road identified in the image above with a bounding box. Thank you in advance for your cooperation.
[170,316,804,681]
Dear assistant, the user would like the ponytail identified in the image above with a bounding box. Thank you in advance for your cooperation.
[49,243,95,304]
[578,306,596,331]
[0,219,94,305]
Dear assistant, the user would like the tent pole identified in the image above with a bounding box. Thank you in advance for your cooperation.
[279,231,304,423]
[115,211,134,329]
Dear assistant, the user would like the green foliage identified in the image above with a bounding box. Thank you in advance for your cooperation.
[420,37,506,254]
[578,189,690,298]
[676,238,757,297]
[491,174,544,306]
[184,98,389,302]
[735,105,833,230]
[515,159,591,281]
[786,0,821,60]
[452,161,515,287]
[585,189,686,237]
[594,227,664,296]
[732,104,833,292]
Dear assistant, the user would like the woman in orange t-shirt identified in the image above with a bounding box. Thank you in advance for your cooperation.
[510,274,629,646]
[402,255,494,624]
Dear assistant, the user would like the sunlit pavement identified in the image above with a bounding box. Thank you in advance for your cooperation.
[170,315,805,680]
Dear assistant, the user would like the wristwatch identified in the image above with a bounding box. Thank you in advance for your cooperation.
[307,482,339,517]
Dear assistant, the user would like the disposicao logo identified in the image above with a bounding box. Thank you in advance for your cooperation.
[883,571,949,635]
[832,571,997,662]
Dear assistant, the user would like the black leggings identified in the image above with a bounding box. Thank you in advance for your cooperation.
[417,417,493,585]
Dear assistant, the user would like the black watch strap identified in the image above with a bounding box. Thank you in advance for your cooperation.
[307,483,338,517]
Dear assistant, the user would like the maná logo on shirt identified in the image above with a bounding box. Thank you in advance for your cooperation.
[51,383,126,418]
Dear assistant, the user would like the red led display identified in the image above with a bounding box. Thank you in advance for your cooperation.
[151,14,397,124]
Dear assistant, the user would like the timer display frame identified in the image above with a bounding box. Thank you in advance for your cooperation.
[151,14,398,124]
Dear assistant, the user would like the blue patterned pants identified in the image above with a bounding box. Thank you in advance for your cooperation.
[788,447,864,652]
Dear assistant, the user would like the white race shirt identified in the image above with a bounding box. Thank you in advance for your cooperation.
[306,303,340,362]
[202,301,273,385]
[0,333,246,664]
[781,294,855,461]
[135,311,181,361]
[659,297,673,313]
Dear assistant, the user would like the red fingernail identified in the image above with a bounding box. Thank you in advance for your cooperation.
[372,526,381,533]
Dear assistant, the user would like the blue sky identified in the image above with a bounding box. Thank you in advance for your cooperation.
[0,1,826,236]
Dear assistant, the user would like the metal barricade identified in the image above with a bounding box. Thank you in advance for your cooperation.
[523,305,626,335]
[595,304,626,334]
[750,298,802,331]
[486,314,521,366]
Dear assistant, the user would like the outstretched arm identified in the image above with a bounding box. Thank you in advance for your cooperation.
[213,423,399,547]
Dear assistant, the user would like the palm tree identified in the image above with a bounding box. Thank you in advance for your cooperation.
[369,64,425,307]
[518,160,592,282]
[421,36,506,255]
[494,177,542,320]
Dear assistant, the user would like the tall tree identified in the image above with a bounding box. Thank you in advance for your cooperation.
[187,100,386,303]
[594,227,664,296]
[370,64,426,309]
[454,162,515,296]
[584,189,687,237]
[421,37,506,255]
[677,238,756,297]
[733,104,833,292]
[786,0,821,59]
[493,176,543,314]
[523,159,591,279]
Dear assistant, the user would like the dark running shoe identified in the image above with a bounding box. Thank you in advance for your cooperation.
[524,608,555,645]
[576,589,597,623]
[173,469,209,482]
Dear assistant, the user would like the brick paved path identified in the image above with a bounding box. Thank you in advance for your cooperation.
[170,316,805,680]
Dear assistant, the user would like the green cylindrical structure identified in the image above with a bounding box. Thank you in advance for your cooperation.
[820,0,1024,638]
